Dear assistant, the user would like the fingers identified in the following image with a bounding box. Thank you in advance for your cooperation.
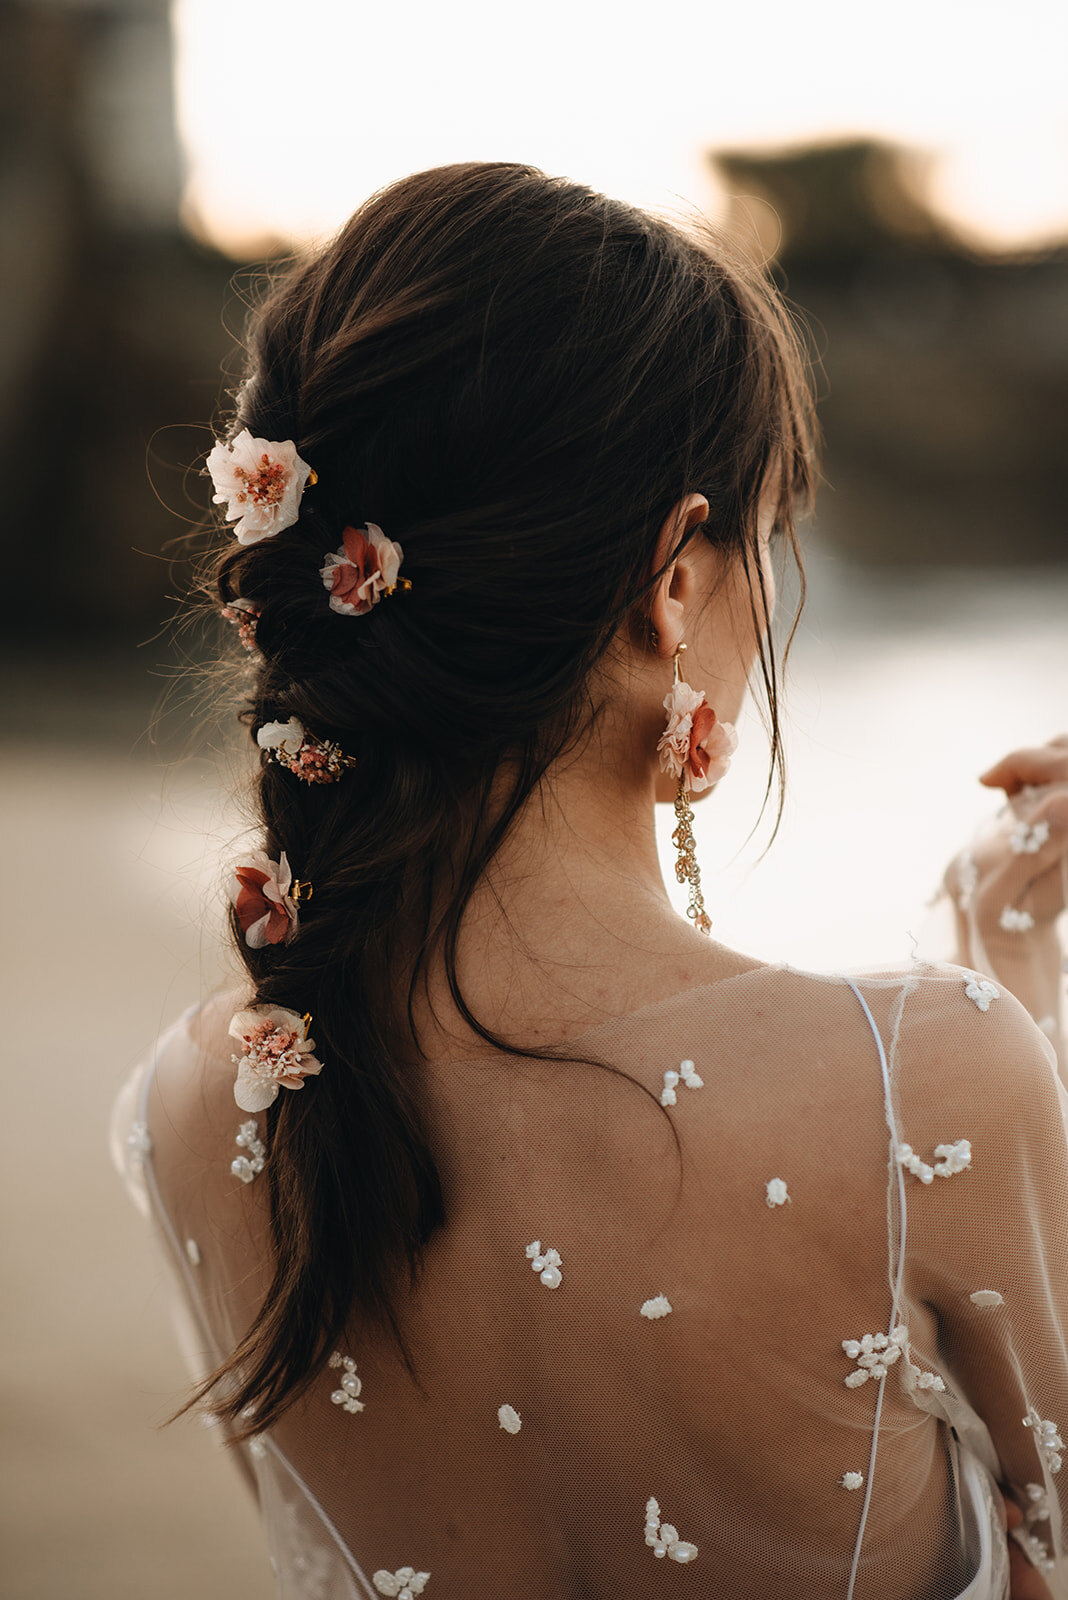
[981,740,1068,796]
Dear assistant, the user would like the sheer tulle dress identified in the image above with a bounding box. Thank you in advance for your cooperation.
[111,950,1068,1600]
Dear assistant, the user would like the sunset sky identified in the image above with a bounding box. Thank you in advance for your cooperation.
[173,0,1068,255]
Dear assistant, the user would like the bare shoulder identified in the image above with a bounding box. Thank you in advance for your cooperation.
[147,984,252,1169]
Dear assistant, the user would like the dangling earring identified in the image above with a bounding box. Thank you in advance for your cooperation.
[656,640,738,938]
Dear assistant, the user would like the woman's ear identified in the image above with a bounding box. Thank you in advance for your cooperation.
[648,493,709,659]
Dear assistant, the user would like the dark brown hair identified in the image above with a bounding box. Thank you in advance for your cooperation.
[191,160,817,1439]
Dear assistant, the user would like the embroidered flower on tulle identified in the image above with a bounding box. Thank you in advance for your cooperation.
[840,1472,864,1490]
[206,429,313,544]
[765,1178,790,1207]
[964,975,999,1012]
[1023,1408,1064,1473]
[999,906,1035,933]
[321,524,405,616]
[231,1119,267,1184]
[328,1352,365,1414]
[656,681,738,794]
[660,1058,703,1107]
[640,1295,673,1320]
[842,1326,908,1387]
[897,1139,971,1184]
[221,598,261,651]
[229,850,300,948]
[1011,819,1050,855]
[372,1568,430,1598]
[1011,1483,1056,1571]
[228,1006,322,1113]
[257,717,357,783]
[526,1241,563,1288]
[126,1121,152,1163]
[645,1498,698,1563]
[498,1404,522,1434]
[970,1289,1004,1307]
[907,1363,946,1394]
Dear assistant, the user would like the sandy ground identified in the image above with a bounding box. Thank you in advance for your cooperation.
[4,563,1067,1598]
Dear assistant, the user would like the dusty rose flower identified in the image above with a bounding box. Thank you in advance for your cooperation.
[221,599,261,651]
[657,681,738,793]
[228,1005,322,1113]
[320,523,404,616]
[206,429,313,545]
[229,850,299,949]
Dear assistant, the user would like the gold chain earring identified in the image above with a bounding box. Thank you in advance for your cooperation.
[660,641,714,936]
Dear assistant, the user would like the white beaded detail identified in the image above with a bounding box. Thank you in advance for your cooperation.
[840,1472,864,1490]
[897,1139,971,1184]
[640,1295,673,1320]
[328,1352,365,1414]
[909,1364,946,1394]
[126,1121,153,1163]
[526,1240,563,1289]
[970,1289,1004,1307]
[964,976,999,1012]
[1011,1483,1055,1572]
[184,1238,201,1266]
[999,906,1035,933]
[231,1119,267,1184]
[955,849,979,911]
[372,1567,430,1598]
[1023,1408,1064,1473]
[644,1497,698,1563]
[497,1404,521,1434]
[1011,820,1050,854]
[842,1326,908,1387]
[660,1058,703,1107]
[765,1178,790,1207]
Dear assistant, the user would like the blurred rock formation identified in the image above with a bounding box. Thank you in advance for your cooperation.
[714,141,1068,563]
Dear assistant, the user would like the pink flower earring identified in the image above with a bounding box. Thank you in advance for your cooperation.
[655,640,738,936]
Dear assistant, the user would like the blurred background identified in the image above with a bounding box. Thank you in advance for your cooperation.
[2,0,1066,1594]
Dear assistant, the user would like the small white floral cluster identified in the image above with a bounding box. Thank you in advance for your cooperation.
[897,1139,972,1184]
[839,1472,864,1491]
[526,1241,563,1289]
[964,976,999,1012]
[640,1295,673,1320]
[231,1120,267,1185]
[660,1058,703,1107]
[842,1326,909,1387]
[126,1121,153,1164]
[372,1567,430,1598]
[765,1178,790,1207]
[328,1352,365,1415]
[497,1404,521,1434]
[999,906,1036,933]
[1010,1483,1055,1575]
[1011,819,1050,854]
[644,1498,698,1563]
[1023,1408,1065,1474]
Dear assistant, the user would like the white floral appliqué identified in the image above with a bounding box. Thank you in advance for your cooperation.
[526,1241,563,1288]
[645,1497,698,1563]
[999,906,1036,933]
[372,1568,430,1598]
[765,1178,790,1207]
[660,1058,703,1107]
[640,1295,673,1320]
[328,1353,365,1414]
[497,1404,521,1434]
[126,1121,152,1163]
[206,429,313,545]
[897,1139,971,1184]
[231,1119,267,1184]
[970,1289,1004,1307]
[842,1326,908,1387]
[1011,1484,1055,1575]
[840,1472,864,1490]
[1023,1408,1064,1473]
[1011,819,1050,855]
[964,975,1000,1012]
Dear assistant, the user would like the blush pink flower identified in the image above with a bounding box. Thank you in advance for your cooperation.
[229,850,299,949]
[320,523,405,616]
[657,681,738,794]
[206,429,314,545]
[228,1006,323,1113]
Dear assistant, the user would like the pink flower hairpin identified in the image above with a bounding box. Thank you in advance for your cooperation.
[321,524,410,616]
[206,429,316,545]
[257,717,357,783]
[221,598,261,651]
[229,850,302,948]
[228,1005,323,1112]
[657,681,738,794]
